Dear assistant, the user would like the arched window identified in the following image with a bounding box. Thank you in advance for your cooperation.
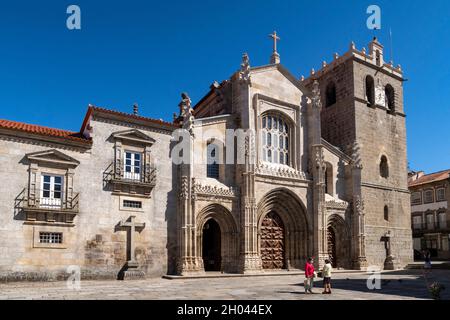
[262,114,289,165]
[380,155,389,178]
[325,82,337,107]
[207,142,219,179]
[385,84,395,112]
[384,205,389,221]
[365,76,375,105]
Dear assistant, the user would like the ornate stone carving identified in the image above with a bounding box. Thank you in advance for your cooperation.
[239,53,252,85]
[325,200,349,210]
[255,162,307,180]
[351,140,363,169]
[354,195,365,214]
[192,181,237,198]
[179,176,189,200]
[313,145,325,170]
[311,80,322,110]
[179,92,195,136]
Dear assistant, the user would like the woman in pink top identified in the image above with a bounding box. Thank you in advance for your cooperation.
[304,257,315,294]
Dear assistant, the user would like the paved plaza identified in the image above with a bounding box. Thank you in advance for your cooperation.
[0,269,449,300]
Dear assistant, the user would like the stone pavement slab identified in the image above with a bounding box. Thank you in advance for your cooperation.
[0,269,448,300]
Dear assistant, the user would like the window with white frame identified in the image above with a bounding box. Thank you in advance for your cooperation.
[411,192,422,205]
[123,200,142,209]
[438,212,447,229]
[426,214,435,230]
[436,188,446,202]
[424,190,434,204]
[124,151,142,181]
[39,232,63,244]
[261,114,289,165]
[413,216,422,230]
[40,175,63,208]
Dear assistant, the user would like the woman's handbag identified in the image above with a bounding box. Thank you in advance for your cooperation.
[317,271,323,278]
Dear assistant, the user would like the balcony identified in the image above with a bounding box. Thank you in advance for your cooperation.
[17,188,79,224]
[104,162,157,196]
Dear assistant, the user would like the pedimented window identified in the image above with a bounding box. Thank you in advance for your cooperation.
[19,149,80,225]
[105,129,157,196]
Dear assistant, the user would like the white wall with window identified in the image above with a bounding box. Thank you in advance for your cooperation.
[261,114,289,165]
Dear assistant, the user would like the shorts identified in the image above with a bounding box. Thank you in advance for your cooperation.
[323,277,331,285]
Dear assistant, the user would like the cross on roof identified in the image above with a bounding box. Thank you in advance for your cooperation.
[269,31,280,53]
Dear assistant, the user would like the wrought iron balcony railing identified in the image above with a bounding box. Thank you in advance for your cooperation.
[104,162,157,187]
[18,188,79,212]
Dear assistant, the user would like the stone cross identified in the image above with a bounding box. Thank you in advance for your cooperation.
[119,215,145,265]
[269,31,280,53]
[382,232,392,257]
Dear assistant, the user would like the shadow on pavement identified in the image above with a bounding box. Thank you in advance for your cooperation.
[286,269,450,300]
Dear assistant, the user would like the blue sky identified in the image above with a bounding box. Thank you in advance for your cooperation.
[0,0,448,173]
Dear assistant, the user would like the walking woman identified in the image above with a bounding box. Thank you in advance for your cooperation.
[322,259,333,294]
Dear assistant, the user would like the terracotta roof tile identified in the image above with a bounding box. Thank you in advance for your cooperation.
[409,169,450,187]
[0,119,91,144]
[89,106,178,129]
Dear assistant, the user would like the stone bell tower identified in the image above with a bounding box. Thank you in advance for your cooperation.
[303,37,413,269]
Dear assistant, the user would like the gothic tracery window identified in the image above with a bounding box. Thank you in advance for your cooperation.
[207,142,220,179]
[262,114,289,165]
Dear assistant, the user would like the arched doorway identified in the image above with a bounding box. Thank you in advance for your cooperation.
[202,219,222,271]
[327,214,351,269]
[257,188,309,270]
[327,226,337,268]
[260,211,286,269]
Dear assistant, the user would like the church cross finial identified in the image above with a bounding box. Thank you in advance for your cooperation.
[269,31,280,53]
[268,31,281,64]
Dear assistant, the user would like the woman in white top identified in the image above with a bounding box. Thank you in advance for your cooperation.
[322,259,333,294]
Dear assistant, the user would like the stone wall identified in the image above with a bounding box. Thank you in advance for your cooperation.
[0,115,176,281]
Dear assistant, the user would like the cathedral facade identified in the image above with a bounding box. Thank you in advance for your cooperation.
[0,38,412,281]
